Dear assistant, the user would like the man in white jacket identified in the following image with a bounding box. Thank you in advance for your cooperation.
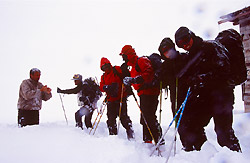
[17,68,52,127]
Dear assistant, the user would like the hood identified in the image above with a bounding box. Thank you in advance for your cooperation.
[100,57,112,69]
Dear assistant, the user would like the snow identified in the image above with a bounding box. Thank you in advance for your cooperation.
[0,0,250,162]
[1,112,250,163]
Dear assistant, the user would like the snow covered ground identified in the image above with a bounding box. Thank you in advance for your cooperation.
[1,0,250,162]
[0,109,250,163]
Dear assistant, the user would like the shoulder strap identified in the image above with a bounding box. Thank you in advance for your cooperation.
[113,66,123,81]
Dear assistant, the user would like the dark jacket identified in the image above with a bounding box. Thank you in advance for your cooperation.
[60,82,93,106]
[161,52,189,114]
[177,35,231,90]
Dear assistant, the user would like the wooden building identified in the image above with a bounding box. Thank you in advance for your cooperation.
[218,6,250,112]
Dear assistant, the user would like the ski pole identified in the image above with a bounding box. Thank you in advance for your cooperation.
[117,84,125,134]
[89,97,107,134]
[131,91,157,145]
[93,103,107,135]
[59,93,68,125]
[159,81,163,124]
[174,78,178,155]
[150,87,191,156]
[165,88,190,163]
[89,108,101,135]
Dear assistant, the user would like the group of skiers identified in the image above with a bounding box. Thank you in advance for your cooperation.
[18,26,246,153]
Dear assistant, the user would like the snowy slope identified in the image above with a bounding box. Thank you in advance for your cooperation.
[0,111,250,163]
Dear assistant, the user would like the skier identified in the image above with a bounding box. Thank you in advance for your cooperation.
[17,68,52,127]
[174,26,241,152]
[158,37,189,117]
[120,45,164,145]
[57,74,102,130]
[100,57,134,140]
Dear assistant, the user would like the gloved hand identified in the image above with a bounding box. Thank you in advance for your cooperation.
[103,85,110,92]
[123,77,134,86]
[103,83,119,97]
[57,87,62,93]
[123,76,144,86]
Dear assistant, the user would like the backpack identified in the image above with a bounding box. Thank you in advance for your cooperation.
[135,53,162,90]
[82,77,102,104]
[215,29,247,85]
[135,53,162,79]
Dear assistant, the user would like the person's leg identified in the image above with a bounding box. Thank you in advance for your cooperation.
[75,108,83,129]
[140,95,163,144]
[212,88,241,152]
[84,108,94,129]
[106,101,119,135]
[120,99,134,140]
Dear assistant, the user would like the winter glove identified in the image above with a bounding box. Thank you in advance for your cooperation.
[103,83,119,97]
[57,87,62,93]
[123,77,134,86]
[123,76,144,86]
[189,72,212,90]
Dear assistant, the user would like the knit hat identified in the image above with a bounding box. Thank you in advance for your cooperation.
[158,37,175,55]
[120,45,136,56]
[175,26,192,48]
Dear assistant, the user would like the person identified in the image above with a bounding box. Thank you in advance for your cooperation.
[99,57,134,140]
[120,45,164,145]
[57,74,102,130]
[174,26,241,152]
[158,37,189,117]
[17,68,52,127]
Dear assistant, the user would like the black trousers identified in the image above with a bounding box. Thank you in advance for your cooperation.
[106,99,132,135]
[178,86,241,151]
[140,94,162,143]
[18,109,39,127]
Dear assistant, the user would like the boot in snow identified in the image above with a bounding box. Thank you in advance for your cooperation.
[126,128,135,140]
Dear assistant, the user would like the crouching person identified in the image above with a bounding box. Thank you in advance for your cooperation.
[57,74,102,130]
[17,68,52,127]
[100,57,134,140]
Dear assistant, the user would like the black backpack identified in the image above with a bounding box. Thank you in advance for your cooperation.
[82,77,102,104]
[215,29,247,85]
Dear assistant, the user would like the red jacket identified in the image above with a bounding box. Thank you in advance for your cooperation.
[100,58,127,102]
[130,56,160,96]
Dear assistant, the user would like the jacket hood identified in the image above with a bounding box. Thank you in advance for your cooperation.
[100,57,112,69]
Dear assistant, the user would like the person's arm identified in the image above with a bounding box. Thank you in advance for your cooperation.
[58,84,82,94]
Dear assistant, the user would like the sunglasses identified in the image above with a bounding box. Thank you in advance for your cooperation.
[177,35,191,48]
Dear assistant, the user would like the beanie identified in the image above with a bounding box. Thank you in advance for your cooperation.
[120,45,136,56]
[175,26,192,47]
[158,37,175,55]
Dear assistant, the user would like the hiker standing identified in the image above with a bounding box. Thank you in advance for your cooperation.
[120,45,164,144]
[158,37,189,117]
[57,74,102,130]
[17,68,52,127]
[100,57,134,140]
[174,26,241,152]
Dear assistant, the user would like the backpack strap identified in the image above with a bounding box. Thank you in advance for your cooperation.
[113,66,123,81]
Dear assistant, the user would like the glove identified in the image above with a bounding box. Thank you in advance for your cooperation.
[103,83,119,97]
[123,77,135,86]
[57,87,62,93]
[103,85,110,92]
